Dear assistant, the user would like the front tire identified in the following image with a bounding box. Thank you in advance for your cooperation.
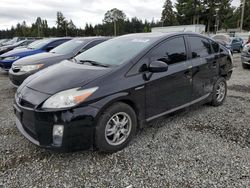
[210,77,227,106]
[95,102,137,153]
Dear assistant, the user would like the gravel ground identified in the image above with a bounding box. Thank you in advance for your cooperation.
[1,53,250,188]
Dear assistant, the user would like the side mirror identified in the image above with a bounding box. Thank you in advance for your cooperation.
[148,61,168,73]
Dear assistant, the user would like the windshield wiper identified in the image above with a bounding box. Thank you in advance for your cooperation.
[78,60,110,68]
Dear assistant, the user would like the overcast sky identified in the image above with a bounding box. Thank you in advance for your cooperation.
[0,0,241,29]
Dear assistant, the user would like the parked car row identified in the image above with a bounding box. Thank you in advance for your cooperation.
[1,33,233,153]
[212,34,244,53]
[0,38,71,71]
[9,37,110,86]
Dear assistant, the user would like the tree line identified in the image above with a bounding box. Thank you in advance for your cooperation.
[0,0,249,39]
[0,9,159,38]
[163,0,250,32]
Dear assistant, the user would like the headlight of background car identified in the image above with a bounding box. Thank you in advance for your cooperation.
[42,87,98,109]
[20,64,44,72]
[4,56,19,61]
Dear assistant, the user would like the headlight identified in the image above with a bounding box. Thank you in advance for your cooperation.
[42,87,98,109]
[20,64,44,72]
[4,56,19,61]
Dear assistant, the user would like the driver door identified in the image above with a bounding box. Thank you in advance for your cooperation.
[145,36,193,120]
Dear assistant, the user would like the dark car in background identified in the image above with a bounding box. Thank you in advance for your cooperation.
[9,37,110,86]
[0,38,71,71]
[241,43,250,69]
[14,33,233,153]
[0,39,35,55]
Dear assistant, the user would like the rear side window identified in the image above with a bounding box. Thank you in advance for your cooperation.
[84,40,105,51]
[149,36,187,65]
[211,40,220,53]
[189,36,212,58]
[49,40,68,48]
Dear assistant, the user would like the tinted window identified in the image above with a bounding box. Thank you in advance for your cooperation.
[189,36,212,58]
[211,40,220,53]
[84,40,105,51]
[149,36,187,65]
[49,40,68,48]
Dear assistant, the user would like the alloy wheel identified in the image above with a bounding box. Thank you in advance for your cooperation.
[105,112,132,146]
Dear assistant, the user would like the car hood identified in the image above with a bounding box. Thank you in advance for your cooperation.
[13,52,69,66]
[1,48,36,57]
[20,60,111,95]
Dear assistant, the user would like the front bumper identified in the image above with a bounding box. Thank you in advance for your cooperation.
[9,68,32,87]
[14,99,100,152]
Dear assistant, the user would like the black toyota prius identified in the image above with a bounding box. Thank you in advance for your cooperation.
[14,32,233,153]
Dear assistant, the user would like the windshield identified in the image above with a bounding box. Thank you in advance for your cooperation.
[75,36,158,66]
[27,39,50,50]
[50,39,85,54]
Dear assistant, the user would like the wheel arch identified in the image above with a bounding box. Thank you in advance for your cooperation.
[91,92,145,130]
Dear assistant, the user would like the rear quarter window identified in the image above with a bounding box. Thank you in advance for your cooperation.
[210,40,220,53]
[188,36,212,58]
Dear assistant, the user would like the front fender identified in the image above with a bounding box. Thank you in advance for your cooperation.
[90,91,146,129]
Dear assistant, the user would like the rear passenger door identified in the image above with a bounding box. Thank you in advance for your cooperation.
[187,35,219,101]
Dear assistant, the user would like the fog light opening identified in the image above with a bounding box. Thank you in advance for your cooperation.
[53,125,64,146]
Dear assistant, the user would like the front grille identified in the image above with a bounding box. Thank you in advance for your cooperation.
[22,121,37,140]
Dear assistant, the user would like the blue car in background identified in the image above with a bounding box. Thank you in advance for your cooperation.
[0,38,71,71]
[230,37,244,52]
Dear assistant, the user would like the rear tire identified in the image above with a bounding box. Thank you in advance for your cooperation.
[95,102,137,153]
[210,77,227,106]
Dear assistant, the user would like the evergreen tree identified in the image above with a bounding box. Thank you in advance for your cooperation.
[103,8,126,36]
[161,0,178,26]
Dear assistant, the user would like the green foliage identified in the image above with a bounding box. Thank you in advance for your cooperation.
[161,0,178,26]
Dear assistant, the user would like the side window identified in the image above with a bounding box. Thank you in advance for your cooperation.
[211,40,220,53]
[189,36,212,58]
[149,36,187,65]
[84,40,105,51]
[49,40,67,48]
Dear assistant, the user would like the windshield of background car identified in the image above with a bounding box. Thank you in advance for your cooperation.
[212,35,231,44]
[27,39,50,50]
[50,39,86,54]
[75,36,159,66]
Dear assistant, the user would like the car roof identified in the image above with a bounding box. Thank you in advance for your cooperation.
[41,37,72,43]
[71,36,112,42]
